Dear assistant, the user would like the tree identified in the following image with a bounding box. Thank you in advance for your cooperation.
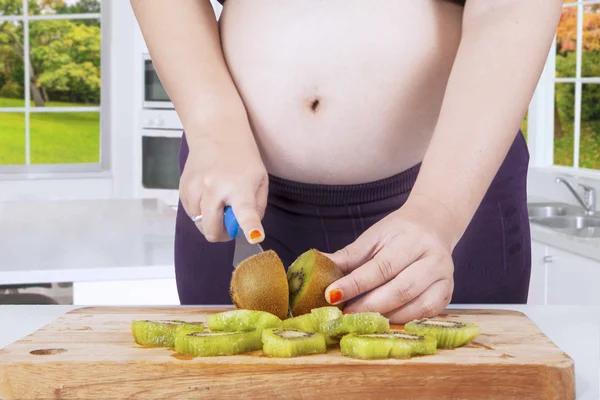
[0,0,100,106]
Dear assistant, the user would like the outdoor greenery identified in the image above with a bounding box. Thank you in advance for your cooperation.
[0,0,100,165]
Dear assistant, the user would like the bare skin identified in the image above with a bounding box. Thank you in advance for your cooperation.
[131,0,562,322]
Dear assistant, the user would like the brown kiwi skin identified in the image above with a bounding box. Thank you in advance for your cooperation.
[229,250,289,320]
[291,250,345,316]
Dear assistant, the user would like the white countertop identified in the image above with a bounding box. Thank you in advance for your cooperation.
[0,304,598,399]
[0,199,176,285]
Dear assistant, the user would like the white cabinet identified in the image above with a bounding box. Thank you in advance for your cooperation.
[73,279,179,306]
[527,241,547,305]
[546,248,600,305]
[528,240,600,305]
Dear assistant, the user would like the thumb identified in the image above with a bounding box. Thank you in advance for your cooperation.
[325,230,379,274]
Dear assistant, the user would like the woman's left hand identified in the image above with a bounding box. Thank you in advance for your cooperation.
[325,196,458,324]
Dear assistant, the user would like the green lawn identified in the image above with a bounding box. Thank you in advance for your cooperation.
[0,97,100,165]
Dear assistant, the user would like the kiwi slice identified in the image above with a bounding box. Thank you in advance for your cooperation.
[404,318,481,348]
[131,320,204,347]
[282,314,318,332]
[175,330,263,357]
[262,328,327,358]
[229,250,289,320]
[287,249,345,316]
[320,312,390,344]
[310,306,343,324]
[340,331,436,359]
[206,309,282,332]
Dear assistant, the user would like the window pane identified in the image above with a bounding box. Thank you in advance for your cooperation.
[0,21,25,107]
[580,84,600,170]
[556,7,577,78]
[554,83,575,167]
[0,0,22,16]
[30,0,100,16]
[29,18,101,107]
[0,112,25,165]
[563,0,576,3]
[521,111,528,142]
[582,5,600,78]
[30,112,100,164]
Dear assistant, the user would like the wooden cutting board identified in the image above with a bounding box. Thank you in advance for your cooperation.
[0,307,574,400]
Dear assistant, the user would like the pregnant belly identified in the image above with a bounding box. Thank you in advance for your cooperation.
[219,0,463,184]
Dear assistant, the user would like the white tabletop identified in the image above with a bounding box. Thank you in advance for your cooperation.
[0,199,177,285]
[0,304,598,399]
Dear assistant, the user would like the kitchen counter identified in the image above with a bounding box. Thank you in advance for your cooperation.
[0,198,176,285]
[1,304,598,399]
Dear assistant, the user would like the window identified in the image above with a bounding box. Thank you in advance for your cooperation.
[554,0,600,170]
[0,0,102,173]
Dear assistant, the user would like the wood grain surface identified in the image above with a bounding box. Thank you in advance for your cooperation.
[0,307,575,399]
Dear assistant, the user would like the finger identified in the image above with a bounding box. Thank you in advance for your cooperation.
[324,238,423,305]
[256,176,269,220]
[343,257,444,315]
[325,229,380,274]
[200,195,228,242]
[383,279,452,324]
[230,188,265,244]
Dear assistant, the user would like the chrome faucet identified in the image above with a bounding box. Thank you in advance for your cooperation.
[556,177,596,216]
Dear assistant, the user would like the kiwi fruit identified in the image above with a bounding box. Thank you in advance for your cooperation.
[404,318,481,348]
[287,249,345,316]
[282,313,318,332]
[131,320,204,347]
[340,331,436,360]
[229,250,289,320]
[262,328,327,358]
[175,330,263,357]
[206,310,282,332]
[310,306,343,324]
[320,312,390,344]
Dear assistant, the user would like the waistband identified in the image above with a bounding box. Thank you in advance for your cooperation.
[268,163,421,207]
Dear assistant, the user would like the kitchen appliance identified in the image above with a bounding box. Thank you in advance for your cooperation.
[139,53,184,208]
[0,307,575,399]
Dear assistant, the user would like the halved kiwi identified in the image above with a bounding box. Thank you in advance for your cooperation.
[340,330,436,359]
[175,330,263,357]
[404,318,481,348]
[206,309,282,332]
[229,250,289,320]
[288,249,345,316]
[262,328,327,358]
[131,320,204,347]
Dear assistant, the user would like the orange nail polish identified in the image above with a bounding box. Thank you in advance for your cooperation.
[249,230,262,241]
[329,289,343,304]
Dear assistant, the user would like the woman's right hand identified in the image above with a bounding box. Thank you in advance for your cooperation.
[179,130,268,244]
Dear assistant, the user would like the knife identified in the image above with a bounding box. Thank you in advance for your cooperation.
[224,206,264,268]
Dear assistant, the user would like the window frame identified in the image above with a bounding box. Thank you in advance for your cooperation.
[0,0,107,175]
[528,0,600,177]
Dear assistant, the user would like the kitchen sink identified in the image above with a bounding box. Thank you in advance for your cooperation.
[528,202,600,238]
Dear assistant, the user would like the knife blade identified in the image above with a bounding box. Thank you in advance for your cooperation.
[224,206,264,268]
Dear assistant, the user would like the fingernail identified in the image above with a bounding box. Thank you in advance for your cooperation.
[329,289,343,304]
[249,230,262,241]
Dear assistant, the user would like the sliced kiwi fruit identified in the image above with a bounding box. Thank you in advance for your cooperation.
[282,313,318,332]
[287,249,345,316]
[340,330,436,359]
[229,250,289,320]
[319,312,390,344]
[404,318,481,348]
[175,330,263,357]
[310,306,343,324]
[206,309,282,332]
[262,328,327,358]
[131,320,204,347]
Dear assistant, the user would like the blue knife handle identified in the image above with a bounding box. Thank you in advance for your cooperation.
[224,206,240,239]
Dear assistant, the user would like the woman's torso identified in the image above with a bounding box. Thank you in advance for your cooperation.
[219,0,464,184]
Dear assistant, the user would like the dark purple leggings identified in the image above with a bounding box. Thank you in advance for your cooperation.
[175,132,531,305]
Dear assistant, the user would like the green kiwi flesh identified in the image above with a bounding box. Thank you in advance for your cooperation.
[175,330,263,357]
[404,318,481,348]
[131,320,204,347]
[320,312,390,343]
[282,314,318,332]
[340,330,436,359]
[206,310,282,332]
[262,328,327,358]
